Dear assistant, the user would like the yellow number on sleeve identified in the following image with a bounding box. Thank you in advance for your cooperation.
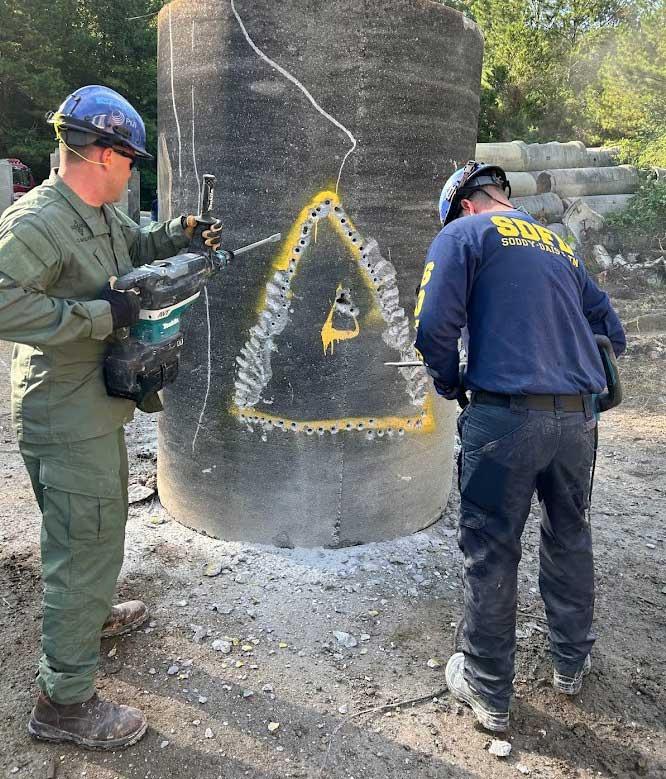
[414,288,426,318]
[419,261,435,289]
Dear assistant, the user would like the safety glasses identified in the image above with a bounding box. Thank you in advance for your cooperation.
[111,147,137,170]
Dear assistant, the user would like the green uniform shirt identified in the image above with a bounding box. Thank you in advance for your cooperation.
[0,171,189,443]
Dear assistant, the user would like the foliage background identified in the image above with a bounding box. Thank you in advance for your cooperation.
[0,0,664,208]
[0,0,164,205]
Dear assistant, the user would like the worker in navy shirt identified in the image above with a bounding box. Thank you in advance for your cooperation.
[415,161,625,732]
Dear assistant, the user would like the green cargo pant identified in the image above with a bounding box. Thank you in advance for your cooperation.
[19,428,129,704]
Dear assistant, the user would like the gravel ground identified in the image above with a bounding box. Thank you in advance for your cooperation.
[0,278,664,779]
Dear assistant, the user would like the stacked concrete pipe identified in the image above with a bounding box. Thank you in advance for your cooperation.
[475,140,638,238]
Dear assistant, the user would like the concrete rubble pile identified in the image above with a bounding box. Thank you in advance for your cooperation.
[475,140,638,243]
[592,245,666,288]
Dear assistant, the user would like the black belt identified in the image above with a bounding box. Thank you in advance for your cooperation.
[471,390,588,412]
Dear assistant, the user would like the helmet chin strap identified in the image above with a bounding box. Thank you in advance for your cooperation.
[461,187,512,216]
[485,191,513,209]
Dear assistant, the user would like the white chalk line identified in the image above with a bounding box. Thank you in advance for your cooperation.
[191,85,201,201]
[190,22,200,209]
[230,0,357,193]
[169,7,183,179]
[192,287,212,454]
[190,49,207,454]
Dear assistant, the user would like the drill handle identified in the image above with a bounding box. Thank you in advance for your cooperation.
[199,174,216,226]
[111,269,151,295]
[189,173,220,254]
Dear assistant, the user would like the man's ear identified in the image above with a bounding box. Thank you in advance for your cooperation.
[99,147,114,167]
[459,197,474,215]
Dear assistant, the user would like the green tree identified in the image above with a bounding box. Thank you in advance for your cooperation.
[463,0,631,142]
[0,0,166,206]
[584,4,666,166]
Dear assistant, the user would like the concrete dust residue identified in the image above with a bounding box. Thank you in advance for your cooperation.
[0,321,665,777]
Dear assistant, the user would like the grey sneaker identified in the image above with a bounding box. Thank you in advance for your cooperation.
[553,654,592,695]
[445,652,510,732]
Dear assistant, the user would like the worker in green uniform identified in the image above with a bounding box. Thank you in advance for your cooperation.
[0,86,221,750]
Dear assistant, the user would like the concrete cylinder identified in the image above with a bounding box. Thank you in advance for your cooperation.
[523,141,589,171]
[504,171,545,198]
[545,223,569,239]
[513,193,565,223]
[155,0,482,547]
[586,146,619,167]
[127,169,141,224]
[477,140,593,172]
[565,194,634,216]
[541,165,639,198]
[476,141,527,171]
[0,160,13,215]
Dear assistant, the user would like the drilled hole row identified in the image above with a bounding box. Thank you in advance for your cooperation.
[238,411,429,436]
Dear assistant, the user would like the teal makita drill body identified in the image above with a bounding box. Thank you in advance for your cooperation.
[104,175,279,405]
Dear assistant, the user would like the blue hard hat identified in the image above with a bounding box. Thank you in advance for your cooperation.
[47,85,152,159]
[438,161,511,225]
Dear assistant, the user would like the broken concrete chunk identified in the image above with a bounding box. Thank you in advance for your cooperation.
[488,739,512,757]
[562,199,605,242]
[204,560,225,577]
[334,631,358,649]
[591,245,613,270]
[128,483,155,504]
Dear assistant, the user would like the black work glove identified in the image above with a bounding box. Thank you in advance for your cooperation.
[433,378,460,400]
[182,216,223,251]
[202,220,223,251]
[99,282,141,329]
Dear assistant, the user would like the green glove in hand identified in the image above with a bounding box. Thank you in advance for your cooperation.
[99,281,141,329]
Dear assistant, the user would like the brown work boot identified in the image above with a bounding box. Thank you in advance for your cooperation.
[101,600,149,639]
[28,692,147,750]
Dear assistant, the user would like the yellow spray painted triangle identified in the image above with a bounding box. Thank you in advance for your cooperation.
[231,190,434,436]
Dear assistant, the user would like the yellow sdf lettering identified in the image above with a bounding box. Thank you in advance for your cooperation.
[554,233,575,256]
[491,216,520,237]
[514,218,541,241]
[534,225,555,245]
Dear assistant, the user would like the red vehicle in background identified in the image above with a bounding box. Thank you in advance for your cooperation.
[8,159,35,201]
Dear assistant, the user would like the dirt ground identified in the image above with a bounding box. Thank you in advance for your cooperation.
[1,274,665,779]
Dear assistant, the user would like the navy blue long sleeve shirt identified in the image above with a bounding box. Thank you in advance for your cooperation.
[414,209,626,396]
